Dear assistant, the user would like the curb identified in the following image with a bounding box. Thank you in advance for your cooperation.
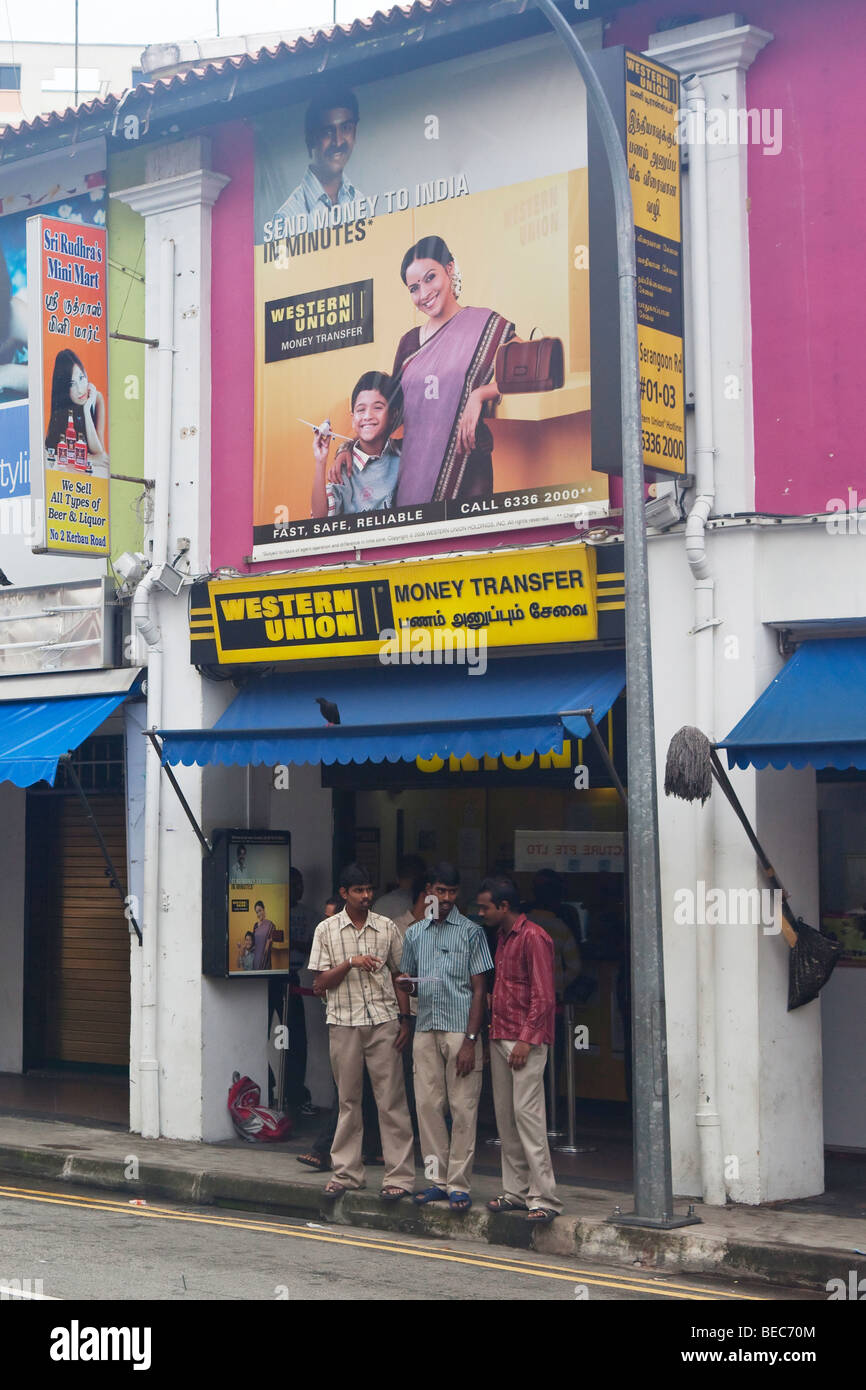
[0,1142,856,1293]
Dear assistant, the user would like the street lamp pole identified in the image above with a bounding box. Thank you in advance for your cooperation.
[533,0,693,1228]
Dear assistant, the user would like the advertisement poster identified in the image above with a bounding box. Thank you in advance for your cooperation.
[188,543,598,665]
[227,838,290,976]
[26,215,110,556]
[252,39,609,558]
[0,172,105,508]
[589,49,685,478]
[625,52,686,475]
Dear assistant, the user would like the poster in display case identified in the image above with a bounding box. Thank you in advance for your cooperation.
[202,829,291,978]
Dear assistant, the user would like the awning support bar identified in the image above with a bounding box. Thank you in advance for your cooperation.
[60,755,143,944]
[560,707,628,807]
[145,729,213,856]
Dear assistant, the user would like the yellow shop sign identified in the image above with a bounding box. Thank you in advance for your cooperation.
[192,545,598,664]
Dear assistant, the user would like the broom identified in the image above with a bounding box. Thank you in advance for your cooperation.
[665,726,841,1011]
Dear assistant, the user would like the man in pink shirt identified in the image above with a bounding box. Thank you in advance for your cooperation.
[476,876,562,1224]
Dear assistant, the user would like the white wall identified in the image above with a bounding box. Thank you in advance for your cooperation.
[756,767,823,1199]
[650,522,831,1201]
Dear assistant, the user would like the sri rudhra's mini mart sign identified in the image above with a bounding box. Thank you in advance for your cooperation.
[26,216,110,556]
[191,545,598,665]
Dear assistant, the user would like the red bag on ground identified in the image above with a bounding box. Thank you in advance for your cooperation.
[227,1071,293,1142]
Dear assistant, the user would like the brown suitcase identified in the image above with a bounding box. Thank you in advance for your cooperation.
[495,328,564,394]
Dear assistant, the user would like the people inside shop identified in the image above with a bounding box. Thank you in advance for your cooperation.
[236,930,256,971]
[44,348,108,466]
[395,862,493,1212]
[476,876,562,1224]
[308,863,414,1201]
[310,371,403,518]
[390,871,431,1137]
[527,869,582,999]
[375,854,427,922]
[279,867,317,1115]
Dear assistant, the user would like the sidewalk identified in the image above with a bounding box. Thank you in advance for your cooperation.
[0,1112,863,1292]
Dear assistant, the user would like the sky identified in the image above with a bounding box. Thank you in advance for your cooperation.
[0,0,387,47]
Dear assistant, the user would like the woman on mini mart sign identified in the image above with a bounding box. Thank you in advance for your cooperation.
[26,215,110,557]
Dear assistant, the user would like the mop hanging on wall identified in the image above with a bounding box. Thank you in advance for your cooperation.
[664,726,841,1011]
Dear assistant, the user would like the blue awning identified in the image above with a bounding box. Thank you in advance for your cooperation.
[719,637,866,771]
[159,652,626,768]
[0,689,131,787]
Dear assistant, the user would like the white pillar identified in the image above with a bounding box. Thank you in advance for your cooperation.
[647,18,823,1201]
[113,142,265,1140]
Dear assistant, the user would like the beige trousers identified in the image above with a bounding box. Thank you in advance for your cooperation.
[490,1038,562,1212]
[413,1029,483,1194]
[329,1021,415,1190]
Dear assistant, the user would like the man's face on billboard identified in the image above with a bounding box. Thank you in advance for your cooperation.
[309,107,357,183]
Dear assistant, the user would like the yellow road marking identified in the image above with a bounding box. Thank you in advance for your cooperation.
[0,1183,761,1300]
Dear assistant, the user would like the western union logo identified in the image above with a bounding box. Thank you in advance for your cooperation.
[213,580,392,657]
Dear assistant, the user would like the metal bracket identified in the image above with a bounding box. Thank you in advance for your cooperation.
[687,617,722,636]
[109,330,159,348]
[144,729,213,856]
[60,756,142,944]
[559,707,627,807]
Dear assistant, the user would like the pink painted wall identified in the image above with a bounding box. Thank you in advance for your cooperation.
[605,0,865,515]
[211,1,857,565]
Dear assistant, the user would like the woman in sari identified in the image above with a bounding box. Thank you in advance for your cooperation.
[392,236,514,505]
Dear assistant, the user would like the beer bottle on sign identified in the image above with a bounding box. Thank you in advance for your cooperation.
[74,434,87,471]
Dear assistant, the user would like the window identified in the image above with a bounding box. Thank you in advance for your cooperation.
[130,67,144,87]
[42,67,101,94]
[0,65,21,90]
[55,735,125,793]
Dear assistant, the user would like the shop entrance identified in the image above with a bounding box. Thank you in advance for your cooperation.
[817,773,866,1202]
[324,700,633,1185]
[17,732,130,1125]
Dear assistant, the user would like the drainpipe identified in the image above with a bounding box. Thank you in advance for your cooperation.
[682,75,726,1206]
[134,236,175,1140]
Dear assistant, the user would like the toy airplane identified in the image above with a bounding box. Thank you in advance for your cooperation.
[298,417,353,441]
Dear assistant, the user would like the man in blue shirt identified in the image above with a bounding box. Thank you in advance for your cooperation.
[274,89,368,231]
[396,862,493,1212]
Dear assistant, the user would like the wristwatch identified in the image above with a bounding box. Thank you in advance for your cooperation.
[465,1032,478,1042]
[398,1013,412,1022]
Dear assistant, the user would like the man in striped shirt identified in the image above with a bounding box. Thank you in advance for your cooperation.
[308,863,415,1201]
[396,862,493,1212]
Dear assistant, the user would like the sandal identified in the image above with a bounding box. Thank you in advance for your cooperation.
[380,1185,412,1203]
[527,1207,559,1224]
[448,1191,472,1212]
[296,1152,330,1171]
[322,1180,347,1199]
[413,1186,449,1206]
[486,1196,528,1213]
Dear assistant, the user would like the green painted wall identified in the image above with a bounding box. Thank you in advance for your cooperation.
[107,148,147,567]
